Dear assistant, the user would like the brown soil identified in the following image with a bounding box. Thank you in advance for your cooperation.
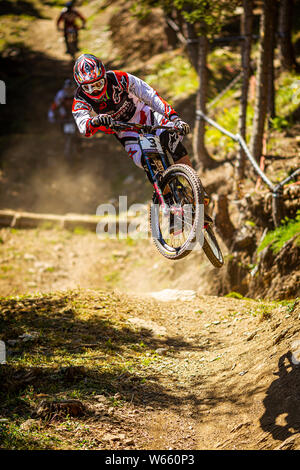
[1,227,300,450]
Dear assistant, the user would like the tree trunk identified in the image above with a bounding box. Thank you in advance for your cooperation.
[236,0,253,183]
[164,10,186,49]
[193,35,217,170]
[278,0,297,70]
[163,13,180,50]
[183,20,198,71]
[267,0,278,122]
[250,0,274,162]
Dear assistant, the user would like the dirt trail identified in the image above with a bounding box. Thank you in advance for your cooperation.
[126,291,300,450]
[1,227,300,449]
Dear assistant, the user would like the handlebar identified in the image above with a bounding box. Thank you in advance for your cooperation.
[112,121,184,135]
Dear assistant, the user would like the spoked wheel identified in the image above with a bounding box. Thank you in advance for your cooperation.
[66,32,77,59]
[150,164,204,260]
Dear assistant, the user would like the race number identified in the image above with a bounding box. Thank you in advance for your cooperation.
[140,135,163,154]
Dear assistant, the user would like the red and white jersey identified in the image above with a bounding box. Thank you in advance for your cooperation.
[72,70,179,138]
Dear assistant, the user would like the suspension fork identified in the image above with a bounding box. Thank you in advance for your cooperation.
[142,153,170,213]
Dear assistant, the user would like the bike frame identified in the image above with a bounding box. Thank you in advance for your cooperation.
[113,122,181,212]
[111,121,223,266]
[139,132,170,211]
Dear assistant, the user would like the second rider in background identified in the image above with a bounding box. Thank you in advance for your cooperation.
[48,78,75,123]
[57,1,86,54]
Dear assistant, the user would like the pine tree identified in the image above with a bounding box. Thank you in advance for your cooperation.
[278,0,298,70]
[236,0,253,182]
[250,0,276,162]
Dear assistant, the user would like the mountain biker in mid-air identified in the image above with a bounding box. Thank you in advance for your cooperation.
[48,79,75,123]
[72,54,192,167]
[72,53,211,224]
[56,1,86,54]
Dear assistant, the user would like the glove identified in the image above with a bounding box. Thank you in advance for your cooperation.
[173,118,190,136]
[91,114,113,128]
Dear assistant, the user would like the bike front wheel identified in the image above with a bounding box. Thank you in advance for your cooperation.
[149,164,204,260]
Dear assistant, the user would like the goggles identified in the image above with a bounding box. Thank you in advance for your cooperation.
[82,78,106,94]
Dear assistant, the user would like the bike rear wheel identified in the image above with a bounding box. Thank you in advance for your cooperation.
[150,164,204,260]
[66,31,77,58]
[202,224,224,268]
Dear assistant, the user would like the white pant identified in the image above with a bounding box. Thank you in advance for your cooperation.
[117,110,181,168]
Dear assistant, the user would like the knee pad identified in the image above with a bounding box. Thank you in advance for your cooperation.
[125,142,143,168]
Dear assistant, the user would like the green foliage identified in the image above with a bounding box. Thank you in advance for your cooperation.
[205,98,254,154]
[283,298,299,314]
[131,0,240,37]
[42,0,66,7]
[103,270,121,284]
[205,103,239,149]
[175,0,239,36]
[225,291,244,299]
[275,72,300,119]
[145,54,198,100]
[258,211,300,254]
[225,292,253,300]
[248,302,273,321]
[130,1,152,19]
[72,226,89,235]
[0,421,59,450]
[270,116,290,131]
[245,220,256,227]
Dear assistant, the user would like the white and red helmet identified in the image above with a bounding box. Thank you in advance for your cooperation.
[73,54,107,101]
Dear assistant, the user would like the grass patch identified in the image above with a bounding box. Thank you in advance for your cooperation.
[250,302,273,321]
[0,265,13,272]
[247,298,299,321]
[275,71,300,121]
[0,289,170,449]
[103,271,120,284]
[205,102,254,155]
[225,291,244,299]
[144,53,198,101]
[225,292,253,301]
[72,226,90,236]
[258,211,300,254]
[0,421,61,450]
[277,298,299,314]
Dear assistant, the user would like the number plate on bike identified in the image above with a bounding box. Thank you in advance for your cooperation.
[140,135,163,154]
[64,122,76,134]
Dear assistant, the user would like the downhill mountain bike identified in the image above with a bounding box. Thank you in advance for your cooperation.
[65,26,78,58]
[112,121,224,267]
[58,26,80,59]
[61,116,78,160]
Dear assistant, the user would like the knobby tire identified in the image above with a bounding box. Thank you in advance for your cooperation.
[150,164,203,260]
[149,163,224,267]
